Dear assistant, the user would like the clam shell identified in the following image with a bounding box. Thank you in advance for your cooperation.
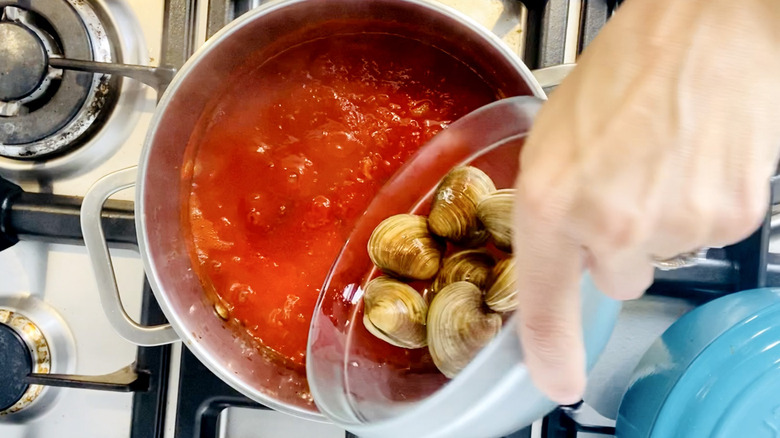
[427,281,502,378]
[363,276,428,349]
[476,188,515,251]
[431,249,495,299]
[485,258,518,313]
[428,166,496,245]
[368,214,443,280]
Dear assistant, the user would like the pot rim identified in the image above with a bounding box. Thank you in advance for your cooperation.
[136,0,544,422]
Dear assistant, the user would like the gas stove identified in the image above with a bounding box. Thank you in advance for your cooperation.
[0,1,775,438]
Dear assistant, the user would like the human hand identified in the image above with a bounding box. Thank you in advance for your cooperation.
[513,0,780,404]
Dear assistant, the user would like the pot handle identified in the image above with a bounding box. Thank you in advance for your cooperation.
[531,63,577,95]
[81,167,178,346]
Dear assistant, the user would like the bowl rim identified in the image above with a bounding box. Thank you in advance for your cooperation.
[307,96,622,437]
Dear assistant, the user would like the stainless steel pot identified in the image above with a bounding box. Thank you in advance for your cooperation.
[80,0,545,421]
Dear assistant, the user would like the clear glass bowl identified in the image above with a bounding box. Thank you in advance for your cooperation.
[306,96,621,438]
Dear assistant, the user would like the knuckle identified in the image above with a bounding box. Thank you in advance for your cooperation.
[715,196,767,243]
[588,202,647,251]
[669,197,714,247]
[590,256,654,300]
[517,174,555,210]
[515,183,546,217]
[516,181,570,227]
[684,196,715,227]
[616,270,653,300]
[741,193,768,229]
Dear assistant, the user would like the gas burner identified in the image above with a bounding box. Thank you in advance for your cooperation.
[0,23,48,103]
[0,309,51,415]
[0,296,74,422]
[0,1,122,160]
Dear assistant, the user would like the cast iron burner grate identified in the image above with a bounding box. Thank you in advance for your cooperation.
[0,1,121,159]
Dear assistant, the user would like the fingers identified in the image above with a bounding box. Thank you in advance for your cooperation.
[587,250,654,301]
[513,189,586,405]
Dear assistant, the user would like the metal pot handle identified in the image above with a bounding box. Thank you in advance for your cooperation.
[81,167,178,346]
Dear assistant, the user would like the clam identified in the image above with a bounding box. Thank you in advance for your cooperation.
[485,258,518,313]
[428,166,496,245]
[427,281,502,378]
[362,276,428,349]
[431,249,495,297]
[476,188,515,251]
[368,214,443,280]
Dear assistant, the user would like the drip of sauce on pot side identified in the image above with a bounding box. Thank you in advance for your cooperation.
[184,34,499,369]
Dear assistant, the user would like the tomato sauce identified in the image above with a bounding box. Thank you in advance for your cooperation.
[183,34,499,369]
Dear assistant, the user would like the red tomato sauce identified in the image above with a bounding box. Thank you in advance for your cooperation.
[183,34,499,369]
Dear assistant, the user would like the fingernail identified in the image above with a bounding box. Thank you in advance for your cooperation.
[540,372,586,405]
[553,390,584,406]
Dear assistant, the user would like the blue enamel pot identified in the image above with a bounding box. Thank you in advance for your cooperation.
[617,288,780,437]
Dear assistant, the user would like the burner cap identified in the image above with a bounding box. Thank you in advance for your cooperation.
[0,323,32,411]
[0,22,47,102]
[0,1,122,160]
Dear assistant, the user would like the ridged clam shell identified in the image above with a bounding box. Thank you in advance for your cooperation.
[431,249,495,298]
[485,258,518,313]
[427,281,502,378]
[368,214,443,280]
[477,188,515,251]
[363,276,428,349]
[428,166,496,245]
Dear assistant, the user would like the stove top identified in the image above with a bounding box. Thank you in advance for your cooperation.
[0,1,161,437]
[0,1,777,438]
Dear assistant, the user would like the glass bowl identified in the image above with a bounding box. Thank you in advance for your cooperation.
[306,96,621,438]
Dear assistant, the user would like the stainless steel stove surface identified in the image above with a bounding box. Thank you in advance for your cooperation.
[0,1,775,438]
[0,0,161,437]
